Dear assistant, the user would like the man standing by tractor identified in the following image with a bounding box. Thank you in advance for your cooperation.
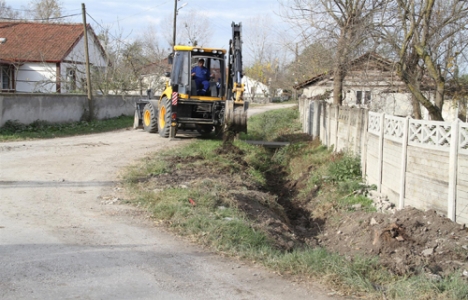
[191,58,212,95]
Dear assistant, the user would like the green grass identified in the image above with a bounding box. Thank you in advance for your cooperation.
[0,115,133,142]
[240,107,301,141]
[120,107,468,299]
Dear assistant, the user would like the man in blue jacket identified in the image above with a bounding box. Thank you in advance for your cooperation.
[191,59,211,95]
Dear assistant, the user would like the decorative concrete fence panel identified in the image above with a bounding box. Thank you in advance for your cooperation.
[298,98,468,225]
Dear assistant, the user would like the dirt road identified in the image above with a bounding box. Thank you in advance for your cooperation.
[0,104,336,299]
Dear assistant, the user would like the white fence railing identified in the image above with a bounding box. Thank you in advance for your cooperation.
[300,100,468,225]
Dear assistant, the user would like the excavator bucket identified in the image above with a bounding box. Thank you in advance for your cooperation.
[224,100,249,134]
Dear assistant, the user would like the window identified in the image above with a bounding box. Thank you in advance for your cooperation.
[0,66,12,90]
[189,56,225,96]
[356,90,371,105]
[365,91,371,104]
[356,91,362,104]
[171,51,189,94]
[66,68,76,91]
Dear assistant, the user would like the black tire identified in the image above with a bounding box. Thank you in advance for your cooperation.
[142,103,158,133]
[158,97,172,138]
[133,110,143,129]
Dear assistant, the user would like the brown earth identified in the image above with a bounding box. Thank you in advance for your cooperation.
[147,142,468,280]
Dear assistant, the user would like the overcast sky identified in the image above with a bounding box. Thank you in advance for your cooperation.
[9,0,286,52]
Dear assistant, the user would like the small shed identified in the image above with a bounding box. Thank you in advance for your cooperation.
[294,52,459,121]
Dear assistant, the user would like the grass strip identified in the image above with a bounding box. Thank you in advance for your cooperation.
[0,115,132,141]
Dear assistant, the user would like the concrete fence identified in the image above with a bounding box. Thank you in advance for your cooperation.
[0,93,143,127]
[301,99,468,225]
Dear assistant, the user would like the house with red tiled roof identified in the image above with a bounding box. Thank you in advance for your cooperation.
[0,22,107,93]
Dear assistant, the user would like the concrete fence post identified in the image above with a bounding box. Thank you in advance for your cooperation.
[334,105,340,151]
[302,100,308,133]
[309,101,315,136]
[347,107,352,151]
[448,119,460,221]
[361,109,369,181]
[399,117,410,209]
[312,101,321,139]
[353,108,360,155]
[327,104,332,148]
[377,113,385,193]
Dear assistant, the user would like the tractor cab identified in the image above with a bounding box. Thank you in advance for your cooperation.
[167,46,227,101]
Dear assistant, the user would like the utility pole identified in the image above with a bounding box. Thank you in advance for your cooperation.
[172,0,177,48]
[82,3,93,121]
[172,1,187,49]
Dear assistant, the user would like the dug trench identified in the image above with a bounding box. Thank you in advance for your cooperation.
[136,137,468,283]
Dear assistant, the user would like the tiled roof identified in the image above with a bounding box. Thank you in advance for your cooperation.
[294,52,394,90]
[0,22,87,63]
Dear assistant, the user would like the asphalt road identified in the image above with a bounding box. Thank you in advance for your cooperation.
[0,104,338,300]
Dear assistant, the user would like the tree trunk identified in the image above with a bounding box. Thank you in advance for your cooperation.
[412,95,422,119]
[411,78,422,119]
[333,68,344,105]
[397,64,444,121]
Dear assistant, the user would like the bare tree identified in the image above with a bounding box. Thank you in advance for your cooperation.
[160,9,214,47]
[280,0,386,105]
[138,25,169,62]
[0,0,20,20]
[26,0,63,22]
[91,26,141,95]
[243,15,291,100]
[382,0,468,121]
[90,23,172,96]
[134,25,170,95]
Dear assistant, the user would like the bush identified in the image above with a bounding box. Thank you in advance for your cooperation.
[327,154,361,182]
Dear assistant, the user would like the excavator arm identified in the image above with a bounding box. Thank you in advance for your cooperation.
[224,22,249,134]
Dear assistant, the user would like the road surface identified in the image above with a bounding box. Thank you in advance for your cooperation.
[0,104,337,299]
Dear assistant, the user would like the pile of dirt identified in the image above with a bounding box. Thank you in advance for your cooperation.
[317,208,468,276]
[145,143,468,278]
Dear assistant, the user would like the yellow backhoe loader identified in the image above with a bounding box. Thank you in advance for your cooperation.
[133,22,248,138]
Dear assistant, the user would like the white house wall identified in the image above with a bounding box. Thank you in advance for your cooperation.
[61,35,107,93]
[16,62,57,93]
[242,76,269,100]
[302,82,462,121]
[14,34,107,94]
[64,35,107,67]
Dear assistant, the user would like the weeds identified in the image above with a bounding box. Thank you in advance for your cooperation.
[327,153,361,183]
[122,106,466,300]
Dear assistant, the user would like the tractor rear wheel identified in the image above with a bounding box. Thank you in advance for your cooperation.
[142,103,158,133]
[158,97,172,138]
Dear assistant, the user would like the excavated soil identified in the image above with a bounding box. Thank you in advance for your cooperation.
[147,143,468,279]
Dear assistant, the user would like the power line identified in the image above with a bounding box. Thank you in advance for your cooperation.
[7,6,81,13]
[86,12,133,47]
[0,13,81,21]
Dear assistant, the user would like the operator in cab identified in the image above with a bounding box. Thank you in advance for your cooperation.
[191,58,212,96]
